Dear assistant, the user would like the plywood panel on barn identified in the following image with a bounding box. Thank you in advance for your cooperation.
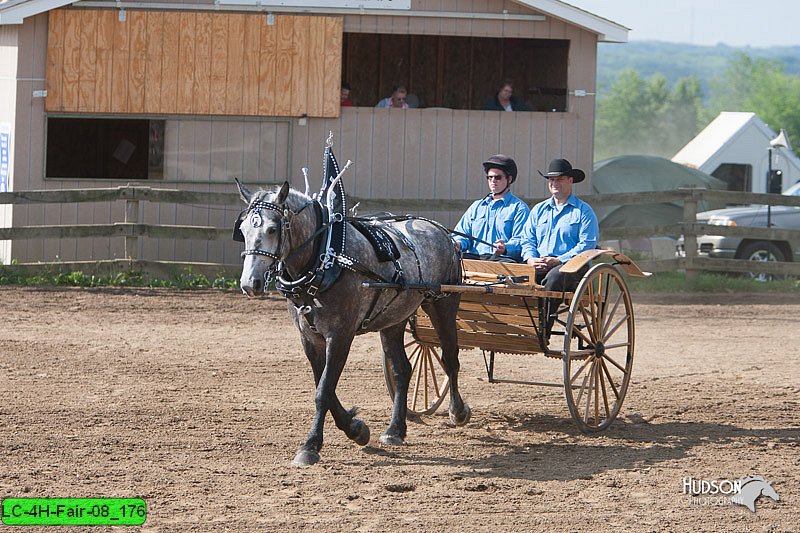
[257,17,277,116]
[306,18,325,118]
[208,14,228,115]
[144,11,164,113]
[273,16,294,116]
[192,12,212,115]
[225,14,245,116]
[94,10,115,113]
[289,16,309,118]
[46,10,341,118]
[77,10,97,113]
[61,9,80,111]
[110,11,130,113]
[45,9,64,112]
[128,11,148,114]
[242,15,261,116]
[176,12,197,115]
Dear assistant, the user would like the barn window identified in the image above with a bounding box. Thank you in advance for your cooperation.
[342,33,569,111]
[711,163,752,192]
[45,117,165,180]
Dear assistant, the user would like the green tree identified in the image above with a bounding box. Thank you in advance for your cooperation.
[705,52,800,147]
[595,69,703,160]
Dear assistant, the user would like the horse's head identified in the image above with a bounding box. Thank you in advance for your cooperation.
[235,179,291,297]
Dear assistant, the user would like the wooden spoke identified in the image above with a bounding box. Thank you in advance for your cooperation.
[599,363,611,419]
[570,357,594,385]
[603,352,629,374]
[575,362,592,409]
[583,360,595,423]
[601,290,624,339]
[564,263,635,433]
[578,302,597,343]
[600,358,621,400]
[605,313,630,340]
[382,318,450,416]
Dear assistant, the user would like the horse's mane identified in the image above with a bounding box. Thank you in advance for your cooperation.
[253,185,312,211]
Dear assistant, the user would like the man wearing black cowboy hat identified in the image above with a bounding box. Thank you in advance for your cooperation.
[452,154,530,262]
[520,158,599,294]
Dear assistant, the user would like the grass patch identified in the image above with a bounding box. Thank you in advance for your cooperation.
[0,265,239,290]
[626,271,800,293]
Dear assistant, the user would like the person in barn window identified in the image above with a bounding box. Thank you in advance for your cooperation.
[452,154,530,262]
[484,80,531,112]
[375,85,409,109]
[341,81,354,107]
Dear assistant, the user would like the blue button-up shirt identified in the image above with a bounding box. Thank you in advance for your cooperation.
[521,194,599,263]
[453,192,530,261]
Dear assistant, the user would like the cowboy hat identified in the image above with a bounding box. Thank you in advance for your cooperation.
[538,158,586,183]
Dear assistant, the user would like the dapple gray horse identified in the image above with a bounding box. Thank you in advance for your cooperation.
[237,180,470,466]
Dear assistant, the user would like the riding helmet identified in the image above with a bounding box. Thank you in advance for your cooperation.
[483,154,518,184]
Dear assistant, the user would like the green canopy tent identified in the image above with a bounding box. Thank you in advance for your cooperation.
[591,155,727,230]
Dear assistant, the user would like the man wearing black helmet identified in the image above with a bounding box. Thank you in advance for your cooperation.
[452,154,530,262]
[521,158,599,291]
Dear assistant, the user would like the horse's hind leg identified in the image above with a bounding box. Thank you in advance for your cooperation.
[293,333,369,466]
[378,321,410,446]
[423,297,471,426]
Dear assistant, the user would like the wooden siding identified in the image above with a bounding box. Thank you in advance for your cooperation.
[9,3,600,265]
[295,108,592,230]
[45,9,342,118]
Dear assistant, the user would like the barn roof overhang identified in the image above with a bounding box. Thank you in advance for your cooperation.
[0,0,628,43]
[0,0,73,24]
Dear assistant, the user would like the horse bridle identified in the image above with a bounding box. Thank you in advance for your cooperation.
[240,200,292,262]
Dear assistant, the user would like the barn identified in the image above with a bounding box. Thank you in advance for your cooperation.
[0,0,627,268]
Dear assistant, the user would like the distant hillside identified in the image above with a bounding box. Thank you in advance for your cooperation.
[596,41,800,96]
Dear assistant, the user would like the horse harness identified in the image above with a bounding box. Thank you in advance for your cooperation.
[236,196,425,332]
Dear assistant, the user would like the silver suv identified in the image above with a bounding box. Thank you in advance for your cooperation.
[677,181,800,277]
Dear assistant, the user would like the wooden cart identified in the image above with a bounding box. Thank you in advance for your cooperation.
[381,249,649,433]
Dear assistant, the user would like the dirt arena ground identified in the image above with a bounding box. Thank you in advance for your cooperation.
[1,286,798,532]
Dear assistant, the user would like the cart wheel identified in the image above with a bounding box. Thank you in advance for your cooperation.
[563,263,634,433]
[381,319,450,416]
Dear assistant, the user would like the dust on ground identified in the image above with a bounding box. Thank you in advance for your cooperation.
[1,287,798,531]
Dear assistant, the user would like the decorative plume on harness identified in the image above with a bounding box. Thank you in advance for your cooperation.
[319,131,347,273]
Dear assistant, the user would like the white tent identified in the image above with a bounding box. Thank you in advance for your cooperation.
[672,112,800,194]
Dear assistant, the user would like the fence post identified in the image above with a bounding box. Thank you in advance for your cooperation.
[124,199,139,260]
[682,190,698,282]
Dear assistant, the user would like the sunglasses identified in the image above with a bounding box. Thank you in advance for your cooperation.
[486,174,507,181]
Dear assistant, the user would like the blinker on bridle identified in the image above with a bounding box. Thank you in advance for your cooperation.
[238,199,292,262]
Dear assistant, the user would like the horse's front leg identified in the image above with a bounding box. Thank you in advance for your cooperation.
[423,298,471,426]
[378,322,410,445]
[293,334,369,466]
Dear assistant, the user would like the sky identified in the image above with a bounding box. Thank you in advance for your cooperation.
[564,0,800,48]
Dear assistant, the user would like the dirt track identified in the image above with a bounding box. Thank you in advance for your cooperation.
[1,287,798,532]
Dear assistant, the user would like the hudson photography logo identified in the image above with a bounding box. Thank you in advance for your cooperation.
[683,475,780,512]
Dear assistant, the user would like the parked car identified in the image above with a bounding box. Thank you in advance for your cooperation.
[677,181,800,279]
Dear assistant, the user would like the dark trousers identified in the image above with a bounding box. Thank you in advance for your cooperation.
[535,263,590,334]
[461,252,518,263]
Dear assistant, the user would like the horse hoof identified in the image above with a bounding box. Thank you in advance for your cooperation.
[292,449,320,467]
[379,433,405,446]
[349,419,371,446]
[449,403,472,427]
